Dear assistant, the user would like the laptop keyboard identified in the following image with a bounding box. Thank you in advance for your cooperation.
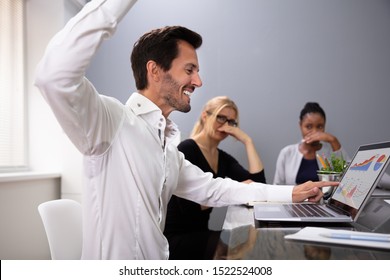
[284,204,335,218]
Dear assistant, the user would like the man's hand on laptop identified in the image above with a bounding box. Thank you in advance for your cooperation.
[292,181,339,203]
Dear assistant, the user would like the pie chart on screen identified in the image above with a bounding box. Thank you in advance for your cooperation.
[373,155,387,171]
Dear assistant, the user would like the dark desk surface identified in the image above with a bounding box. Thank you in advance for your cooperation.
[214,189,390,260]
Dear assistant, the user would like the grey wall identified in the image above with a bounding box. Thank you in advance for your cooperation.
[86,0,390,229]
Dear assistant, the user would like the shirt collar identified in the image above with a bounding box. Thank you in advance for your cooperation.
[126,92,180,143]
[126,92,160,115]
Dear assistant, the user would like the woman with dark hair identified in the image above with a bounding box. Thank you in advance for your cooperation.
[273,102,349,185]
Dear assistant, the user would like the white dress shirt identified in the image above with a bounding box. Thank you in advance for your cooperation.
[35,0,294,259]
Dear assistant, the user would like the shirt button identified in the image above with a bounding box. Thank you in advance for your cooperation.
[158,123,162,127]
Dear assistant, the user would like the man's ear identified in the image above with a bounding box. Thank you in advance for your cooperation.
[146,60,161,83]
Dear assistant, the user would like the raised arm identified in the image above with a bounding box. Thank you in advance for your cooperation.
[35,0,138,155]
[218,125,264,173]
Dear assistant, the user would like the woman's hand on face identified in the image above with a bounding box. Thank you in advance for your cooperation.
[303,131,341,151]
[303,131,333,144]
[217,125,251,144]
[218,124,264,174]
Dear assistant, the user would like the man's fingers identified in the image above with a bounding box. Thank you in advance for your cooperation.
[293,180,338,203]
[315,181,339,188]
[307,187,323,202]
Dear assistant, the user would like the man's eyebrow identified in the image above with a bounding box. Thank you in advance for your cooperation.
[186,62,198,68]
[187,63,200,71]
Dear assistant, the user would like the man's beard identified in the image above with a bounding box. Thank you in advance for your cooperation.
[162,73,191,113]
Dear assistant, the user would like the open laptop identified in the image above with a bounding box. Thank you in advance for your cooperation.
[254,141,390,223]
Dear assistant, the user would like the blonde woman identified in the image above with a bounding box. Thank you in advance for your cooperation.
[164,96,266,259]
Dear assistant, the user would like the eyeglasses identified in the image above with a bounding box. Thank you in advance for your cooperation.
[207,111,238,127]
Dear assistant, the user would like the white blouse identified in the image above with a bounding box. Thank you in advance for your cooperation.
[273,142,349,185]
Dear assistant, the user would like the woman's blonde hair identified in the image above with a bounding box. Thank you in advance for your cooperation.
[191,96,239,137]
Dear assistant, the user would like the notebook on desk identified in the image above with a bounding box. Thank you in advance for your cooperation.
[254,141,390,223]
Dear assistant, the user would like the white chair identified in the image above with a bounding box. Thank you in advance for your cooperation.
[38,199,82,260]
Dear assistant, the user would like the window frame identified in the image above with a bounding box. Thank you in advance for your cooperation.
[0,0,28,172]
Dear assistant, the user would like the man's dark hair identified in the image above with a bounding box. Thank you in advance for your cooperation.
[299,102,326,121]
[131,26,202,90]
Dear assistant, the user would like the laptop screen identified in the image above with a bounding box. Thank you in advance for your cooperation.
[328,141,390,219]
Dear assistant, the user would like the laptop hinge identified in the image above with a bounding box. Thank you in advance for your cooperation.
[327,204,351,216]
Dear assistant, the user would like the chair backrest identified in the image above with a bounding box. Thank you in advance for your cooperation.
[38,199,82,260]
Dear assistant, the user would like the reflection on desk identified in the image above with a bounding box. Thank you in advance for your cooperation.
[216,192,390,260]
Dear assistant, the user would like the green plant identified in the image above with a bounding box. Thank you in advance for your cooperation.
[318,154,346,173]
[331,154,346,172]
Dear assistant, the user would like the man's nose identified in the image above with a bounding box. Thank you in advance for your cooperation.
[192,72,202,88]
